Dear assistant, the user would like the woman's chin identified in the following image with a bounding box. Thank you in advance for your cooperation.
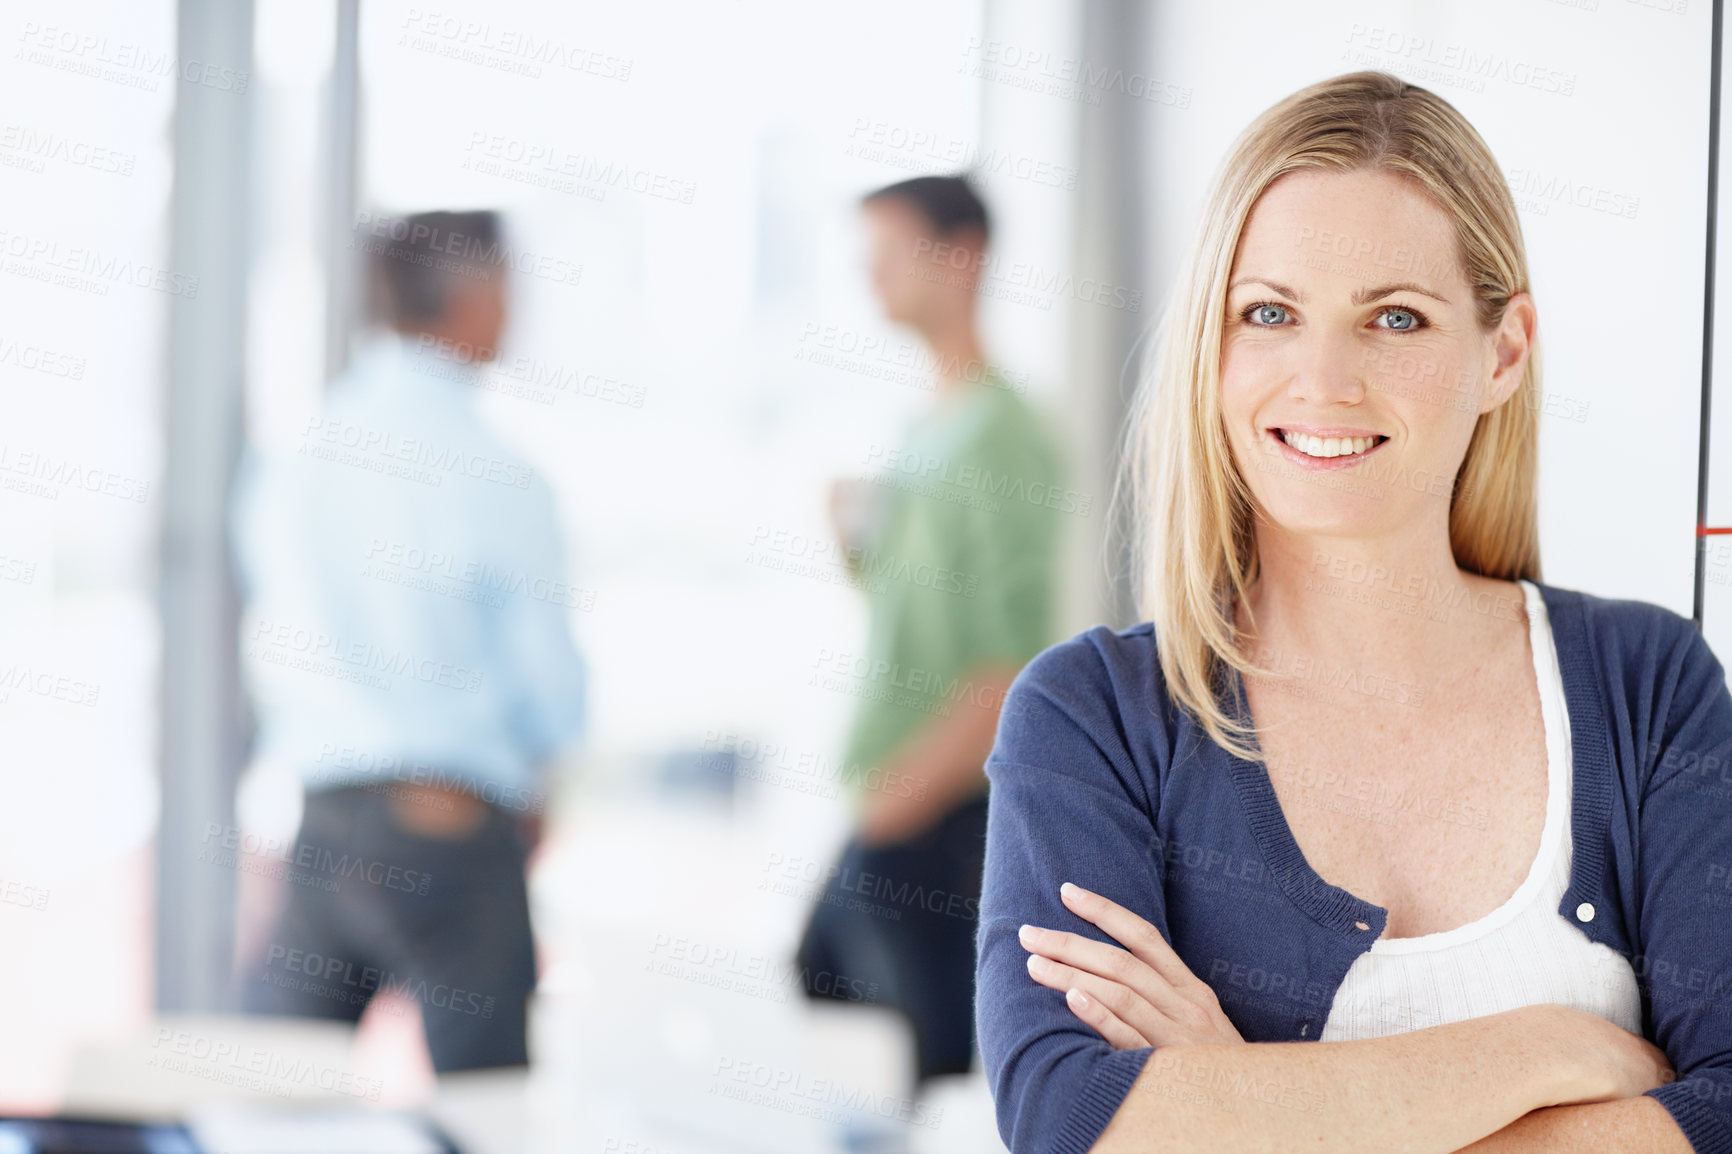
[1255,503,1391,541]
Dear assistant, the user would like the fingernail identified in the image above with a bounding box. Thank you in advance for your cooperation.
[1026,954,1049,974]
[1067,988,1088,1009]
[1061,881,1083,901]
[1019,923,1041,943]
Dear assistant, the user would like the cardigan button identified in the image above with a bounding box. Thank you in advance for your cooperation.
[1575,902,1595,923]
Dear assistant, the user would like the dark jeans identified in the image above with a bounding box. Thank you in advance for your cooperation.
[794,792,989,1083]
[241,785,538,1072]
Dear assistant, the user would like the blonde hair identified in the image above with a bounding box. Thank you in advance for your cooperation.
[1120,70,1541,762]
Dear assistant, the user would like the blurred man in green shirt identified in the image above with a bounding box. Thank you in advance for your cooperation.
[797,175,1068,1083]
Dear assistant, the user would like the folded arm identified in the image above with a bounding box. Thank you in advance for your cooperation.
[1016,886,1679,1153]
[1450,1096,1692,1154]
[1085,1002,1684,1154]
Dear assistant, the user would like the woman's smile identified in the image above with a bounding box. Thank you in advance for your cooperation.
[1265,425,1391,470]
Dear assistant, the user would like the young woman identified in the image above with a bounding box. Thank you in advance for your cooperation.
[975,71,1732,1154]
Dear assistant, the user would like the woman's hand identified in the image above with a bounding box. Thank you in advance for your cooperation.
[1528,1003,1678,1106]
[1019,881,1246,1050]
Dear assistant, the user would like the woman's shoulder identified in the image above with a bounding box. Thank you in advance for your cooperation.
[1536,581,1730,788]
[1536,579,1708,670]
[1015,621,1163,693]
[998,623,1177,761]
[990,623,1176,813]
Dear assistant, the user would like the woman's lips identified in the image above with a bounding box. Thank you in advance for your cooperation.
[1265,427,1389,471]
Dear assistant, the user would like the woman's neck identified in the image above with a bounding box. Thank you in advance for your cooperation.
[1237,525,1504,684]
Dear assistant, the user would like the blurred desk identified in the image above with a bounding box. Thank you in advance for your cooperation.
[55,790,1009,1152]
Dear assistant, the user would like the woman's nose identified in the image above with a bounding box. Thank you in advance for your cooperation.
[1287,329,1367,405]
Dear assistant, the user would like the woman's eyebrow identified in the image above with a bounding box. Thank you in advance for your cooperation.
[1228,277,1301,301]
[1227,278,1452,306]
[1352,281,1450,304]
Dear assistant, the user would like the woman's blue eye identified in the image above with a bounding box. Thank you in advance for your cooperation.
[1378,308,1419,331]
[1247,303,1289,326]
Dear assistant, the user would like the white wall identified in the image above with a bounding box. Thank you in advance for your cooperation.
[0,0,178,1103]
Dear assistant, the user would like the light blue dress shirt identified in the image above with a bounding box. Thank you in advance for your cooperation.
[231,332,586,811]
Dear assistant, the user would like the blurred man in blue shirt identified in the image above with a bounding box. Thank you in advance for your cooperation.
[231,210,585,1071]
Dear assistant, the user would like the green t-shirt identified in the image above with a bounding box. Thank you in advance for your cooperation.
[838,372,1069,811]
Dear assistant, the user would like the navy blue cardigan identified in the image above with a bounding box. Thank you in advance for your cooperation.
[976,581,1732,1154]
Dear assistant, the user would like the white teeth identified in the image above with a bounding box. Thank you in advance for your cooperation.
[1281,430,1378,459]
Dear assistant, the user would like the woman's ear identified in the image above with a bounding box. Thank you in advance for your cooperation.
[1482,292,1537,412]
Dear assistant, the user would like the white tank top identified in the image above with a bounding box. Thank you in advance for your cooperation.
[1319,579,1643,1042]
